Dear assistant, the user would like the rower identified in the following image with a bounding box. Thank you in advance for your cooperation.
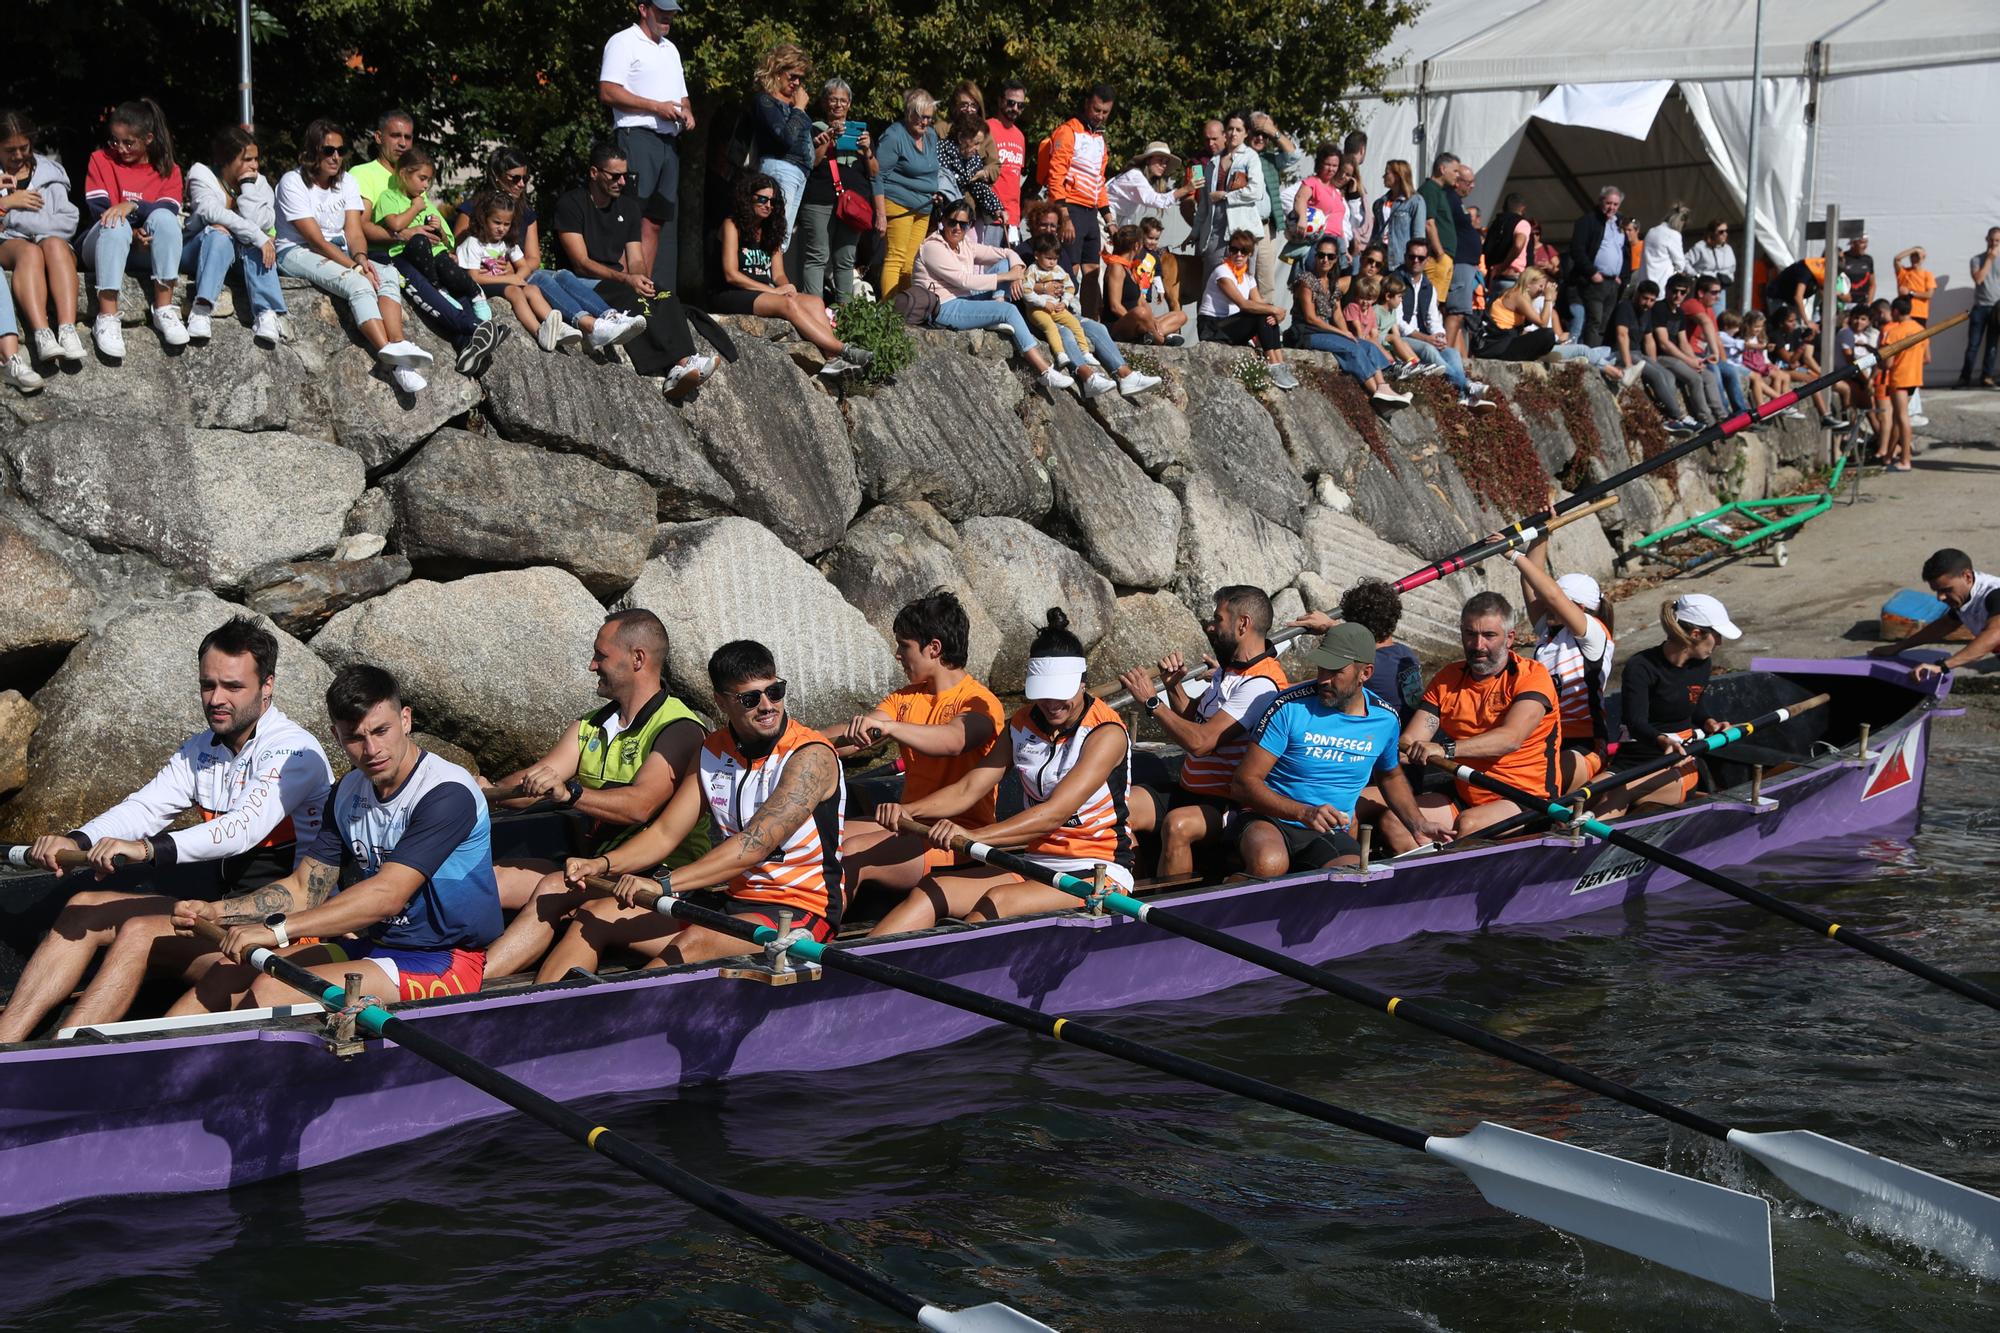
[478,610,708,978]
[1871,547,2000,683]
[170,663,504,1010]
[0,618,333,1043]
[1594,593,1740,815]
[541,639,845,980]
[1507,535,1615,790]
[869,609,1133,934]
[1119,585,1288,877]
[1289,578,1424,719]
[1231,623,1451,874]
[839,591,1005,902]
[1377,591,1560,851]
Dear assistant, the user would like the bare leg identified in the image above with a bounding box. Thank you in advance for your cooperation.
[1454,797,1532,838]
[42,237,80,326]
[0,891,168,1043]
[537,897,760,981]
[244,954,398,1010]
[379,298,407,343]
[63,916,217,1030]
[1236,822,1293,878]
[869,865,1020,936]
[841,827,939,896]
[639,219,662,283]
[1157,803,1227,878]
[0,239,49,332]
[486,868,588,978]
[1125,786,1159,836]
[967,877,1083,921]
[494,859,560,912]
[1377,792,1458,853]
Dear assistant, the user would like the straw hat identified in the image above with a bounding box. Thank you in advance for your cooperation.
[1128,141,1184,175]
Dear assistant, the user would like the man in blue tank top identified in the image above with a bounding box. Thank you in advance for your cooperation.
[171,663,503,1010]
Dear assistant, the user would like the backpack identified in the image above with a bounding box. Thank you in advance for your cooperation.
[892,284,939,327]
[723,104,759,180]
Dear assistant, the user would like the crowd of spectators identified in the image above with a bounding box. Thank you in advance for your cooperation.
[2,0,1987,420]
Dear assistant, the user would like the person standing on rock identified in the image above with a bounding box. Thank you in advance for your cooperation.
[540,639,847,980]
[476,610,710,979]
[170,662,504,1011]
[0,618,333,1044]
[600,0,692,289]
[871,609,1134,934]
[1872,548,2000,683]
[1119,585,1289,879]
[841,591,1006,905]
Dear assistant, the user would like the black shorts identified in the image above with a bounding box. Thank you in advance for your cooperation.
[678,890,833,942]
[1066,202,1103,266]
[707,287,762,316]
[1235,817,1361,871]
[1136,784,1236,825]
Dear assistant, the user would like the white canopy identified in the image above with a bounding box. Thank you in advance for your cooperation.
[1351,0,2000,379]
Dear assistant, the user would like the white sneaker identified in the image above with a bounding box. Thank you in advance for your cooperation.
[587,317,622,351]
[253,310,281,346]
[1466,379,1489,397]
[3,352,44,395]
[389,366,428,394]
[1118,370,1162,398]
[151,306,190,347]
[1269,363,1300,391]
[56,323,87,364]
[690,352,719,381]
[554,314,584,352]
[1081,370,1118,400]
[537,314,562,354]
[601,312,647,349]
[1371,386,1413,408]
[31,328,60,366]
[1910,414,1930,428]
[185,303,214,341]
[93,315,125,359]
[376,340,433,369]
[1040,367,1075,391]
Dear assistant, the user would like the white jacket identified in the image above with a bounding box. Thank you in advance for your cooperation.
[1218,147,1268,242]
[186,162,278,250]
[77,706,333,868]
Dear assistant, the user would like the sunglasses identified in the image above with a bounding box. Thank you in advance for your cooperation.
[109,135,147,150]
[1003,98,1027,109]
[318,144,346,158]
[1229,246,1254,257]
[1314,250,1339,261]
[941,217,969,229]
[752,193,777,205]
[598,168,635,180]
[502,170,529,185]
[729,681,788,709]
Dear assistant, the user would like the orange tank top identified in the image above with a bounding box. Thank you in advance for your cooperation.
[878,675,1006,825]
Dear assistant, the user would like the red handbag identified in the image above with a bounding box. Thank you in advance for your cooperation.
[830,156,874,233]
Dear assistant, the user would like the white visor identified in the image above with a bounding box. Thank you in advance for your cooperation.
[1023,655,1087,701]
[1557,573,1602,611]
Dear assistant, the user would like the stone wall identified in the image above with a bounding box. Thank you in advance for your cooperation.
[0,276,1822,837]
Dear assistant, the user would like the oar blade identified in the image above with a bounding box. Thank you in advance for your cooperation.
[1427,1122,1774,1300]
[918,1302,1063,1332]
[1729,1128,2000,1278]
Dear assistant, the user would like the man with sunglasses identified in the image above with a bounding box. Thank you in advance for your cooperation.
[1396,239,1491,409]
[538,641,847,982]
[600,0,693,289]
[987,83,1029,243]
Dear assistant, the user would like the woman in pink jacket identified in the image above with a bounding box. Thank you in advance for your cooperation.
[914,197,1073,393]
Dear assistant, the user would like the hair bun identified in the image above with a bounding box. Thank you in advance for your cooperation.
[1043,607,1070,632]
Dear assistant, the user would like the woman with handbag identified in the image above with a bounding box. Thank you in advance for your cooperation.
[790,79,875,303]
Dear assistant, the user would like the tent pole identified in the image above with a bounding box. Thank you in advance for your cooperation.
[1798,41,1826,260]
[1740,0,1765,315]
[237,0,254,128]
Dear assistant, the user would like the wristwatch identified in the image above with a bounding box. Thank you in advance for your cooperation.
[264,913,290,949]
[1442,739,1457,760]
[563,778,584,807]
[653,868,674,901]
[1144,694,1164,711]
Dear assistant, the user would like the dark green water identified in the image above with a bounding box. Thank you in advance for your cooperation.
[7,732,1999,1332]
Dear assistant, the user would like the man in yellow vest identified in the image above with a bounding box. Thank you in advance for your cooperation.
[479,609,708,976]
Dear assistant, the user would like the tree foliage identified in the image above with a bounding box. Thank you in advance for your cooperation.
[18,0,1415,196]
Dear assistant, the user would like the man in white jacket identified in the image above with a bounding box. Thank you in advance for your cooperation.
[0,617,333,1042]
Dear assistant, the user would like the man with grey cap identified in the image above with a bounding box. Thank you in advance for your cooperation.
[599,0,693,289]
[1507,532,1616,789]
[1231,622,1449,875]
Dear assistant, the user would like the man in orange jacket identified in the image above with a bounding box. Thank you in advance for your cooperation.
[1042,84,1116,319]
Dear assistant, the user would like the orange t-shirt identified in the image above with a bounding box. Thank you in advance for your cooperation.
[1881,318,1926,391]
[1420,654,1560,806]
[1895,267,1936,321]
[877,675,1005,825]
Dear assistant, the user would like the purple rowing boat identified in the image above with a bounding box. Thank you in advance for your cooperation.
[0,657,1951,1220]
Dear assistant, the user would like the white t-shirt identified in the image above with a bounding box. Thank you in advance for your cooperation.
[600,24,687,134]
[455,235,523,276]
[275,169,363,257]
[1200,261,1258,319]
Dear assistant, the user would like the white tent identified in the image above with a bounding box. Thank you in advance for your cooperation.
[1351,0,2000,380]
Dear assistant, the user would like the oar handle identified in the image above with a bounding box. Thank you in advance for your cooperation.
[897,816,970,852]
[1393,493,1623,595]
[1559,693,1833,807]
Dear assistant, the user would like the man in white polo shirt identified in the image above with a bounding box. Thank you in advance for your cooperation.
[599,0,693,290]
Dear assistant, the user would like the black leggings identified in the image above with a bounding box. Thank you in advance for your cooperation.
[1481,323,1558,361]
[1199,312,1281,352]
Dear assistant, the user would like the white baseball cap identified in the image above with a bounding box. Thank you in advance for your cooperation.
[1673,592,1741,639]
[1557,573,1602,611]
[1023,654,1087,701]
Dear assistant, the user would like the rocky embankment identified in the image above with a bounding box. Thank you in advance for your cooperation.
[0,274,1826,837]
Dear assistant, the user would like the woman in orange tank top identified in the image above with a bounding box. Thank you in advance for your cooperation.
[869,610,1133,937]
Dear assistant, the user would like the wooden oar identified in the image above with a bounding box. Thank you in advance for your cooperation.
[181,917,1058,1333]
[589,878,1776,1299]
[898,812,2000,1278]
[1415,311,1970,586]
[1448,693,1832,848]
[1102,494,1622,711]
[1429,759,2000,1015]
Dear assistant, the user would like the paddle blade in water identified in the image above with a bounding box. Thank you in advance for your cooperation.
[1426,1121,1775,1300]
[1729,1128,2000,1278]
[917,1303,1063,1332]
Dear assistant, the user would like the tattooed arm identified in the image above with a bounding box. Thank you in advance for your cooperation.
[173,856,341,929]
[659,743,839,894]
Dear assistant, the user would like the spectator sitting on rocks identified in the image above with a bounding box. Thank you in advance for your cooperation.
[1019,233,1093,382]
[372,143,509,377]
[1687,219,1735,309]
[456,192,569,355]
[747,43,815,239]
[1375,274,1426,371]
[1567,185,1631,348]
[273,118,431,393]
[78,97,187,357]
[0,265,38,392]
[1478,265,1562,363]
[916,197,1073,394]
[1102,224,1186,346]
[1280,236,1408,408]
[503,144,643,357]
[1012,201,1161,398]
[1138,216,1186,334]
[1200,227,1299,390]
[1641,273,1723,422]
[789,79,873,305]
[1769,303,1829,418]
[1739,311,1795,416]
[181,127,286,350]
[873,88,939,299]
[1641,202,1690,291]
[712,171,870,379]
[0,109,85,370]
[1393,238,1489,409]
[1608,280,1700,434]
